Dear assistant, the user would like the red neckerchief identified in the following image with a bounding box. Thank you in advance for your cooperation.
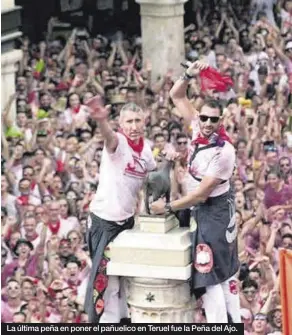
[18,195,29,206]
[26,232,39,241]
[118,128,144,154]
[61,215,68,219]
[68,280,81,288]
[56,160,65,172]
[72,105,81,114]
[30,181,36,190]
[192,133,209,145]
[191,125,232,146]
[47,287,56,299]
[48,221,61,235]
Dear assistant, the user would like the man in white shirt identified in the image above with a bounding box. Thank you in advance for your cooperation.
[85,99,156,323]
[151,61,241,324]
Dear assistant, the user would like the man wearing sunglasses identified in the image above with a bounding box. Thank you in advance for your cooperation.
[151,61,240,324]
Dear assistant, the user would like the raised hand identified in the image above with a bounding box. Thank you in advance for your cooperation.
[85,96,111,121]
[185,60,209,77]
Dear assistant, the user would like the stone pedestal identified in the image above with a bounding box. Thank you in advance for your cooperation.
[107,215,195,323]
[129,278,194,323]
[135,0,187,80]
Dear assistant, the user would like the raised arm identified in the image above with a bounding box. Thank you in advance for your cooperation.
[86,96,118,153]
[169,61,207,127]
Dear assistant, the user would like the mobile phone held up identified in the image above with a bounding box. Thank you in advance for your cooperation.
[263,140,276,153]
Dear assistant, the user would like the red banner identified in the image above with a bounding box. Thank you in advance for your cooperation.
[279,249,292,335]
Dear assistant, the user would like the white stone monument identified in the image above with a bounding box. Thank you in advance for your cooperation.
[107,214,195,323]
[1,0,22,120]
[135,0,187,81]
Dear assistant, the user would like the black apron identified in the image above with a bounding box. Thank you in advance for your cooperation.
[188,143,239,298]
[85,213,134,323]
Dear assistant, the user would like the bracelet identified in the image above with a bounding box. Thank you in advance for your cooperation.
[180,71,193,81]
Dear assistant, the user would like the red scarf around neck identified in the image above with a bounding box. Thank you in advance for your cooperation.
[72,105,81,114]
[18,195,29,206]
[48,221,61,235]
[192,125,232,146]
[118,129,144,154]
[30,181,36,190]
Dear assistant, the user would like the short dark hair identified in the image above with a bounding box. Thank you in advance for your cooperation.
[249,268,262,277]
[226,98,238,106]
[19,178,30,184]
[202,99,223,116]
[176,132,188,141]
[65,255,81,268]
[23,165,34,172]
[168,122,182,133]
[154,133,165,141]
[242,278,258,290]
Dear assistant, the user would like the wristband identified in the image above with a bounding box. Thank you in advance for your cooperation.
[165,202,173,215]
[180,71,193,81]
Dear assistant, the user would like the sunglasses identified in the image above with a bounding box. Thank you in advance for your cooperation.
[177,141,187,145]
[199,115,220,123]
[280,163,290,168]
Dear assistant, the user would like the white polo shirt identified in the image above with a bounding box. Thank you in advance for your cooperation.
[90,133,156,222]
[186,120,236,197]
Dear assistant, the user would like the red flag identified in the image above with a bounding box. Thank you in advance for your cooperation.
[200,67,233,92]
[279,248,292,335]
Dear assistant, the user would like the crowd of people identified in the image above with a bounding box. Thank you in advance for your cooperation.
[1,0,292,332]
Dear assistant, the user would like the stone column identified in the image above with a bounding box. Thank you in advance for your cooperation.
[2,0,22,120]
[135,0,187,80]
[1,50,22,118]
[107,215,195,323]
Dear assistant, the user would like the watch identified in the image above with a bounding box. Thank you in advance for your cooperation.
[164,202,173,215]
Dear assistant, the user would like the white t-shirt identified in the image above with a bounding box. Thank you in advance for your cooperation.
[90,133,156,221]
[186,120,236,197]
[45,218,78,241]
[64,105,89,126]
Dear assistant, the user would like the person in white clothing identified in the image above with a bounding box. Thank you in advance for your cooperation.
[151,61,241,324]
[84,98,156,323]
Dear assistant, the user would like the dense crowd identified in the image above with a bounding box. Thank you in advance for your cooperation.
[1,0,292,332]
